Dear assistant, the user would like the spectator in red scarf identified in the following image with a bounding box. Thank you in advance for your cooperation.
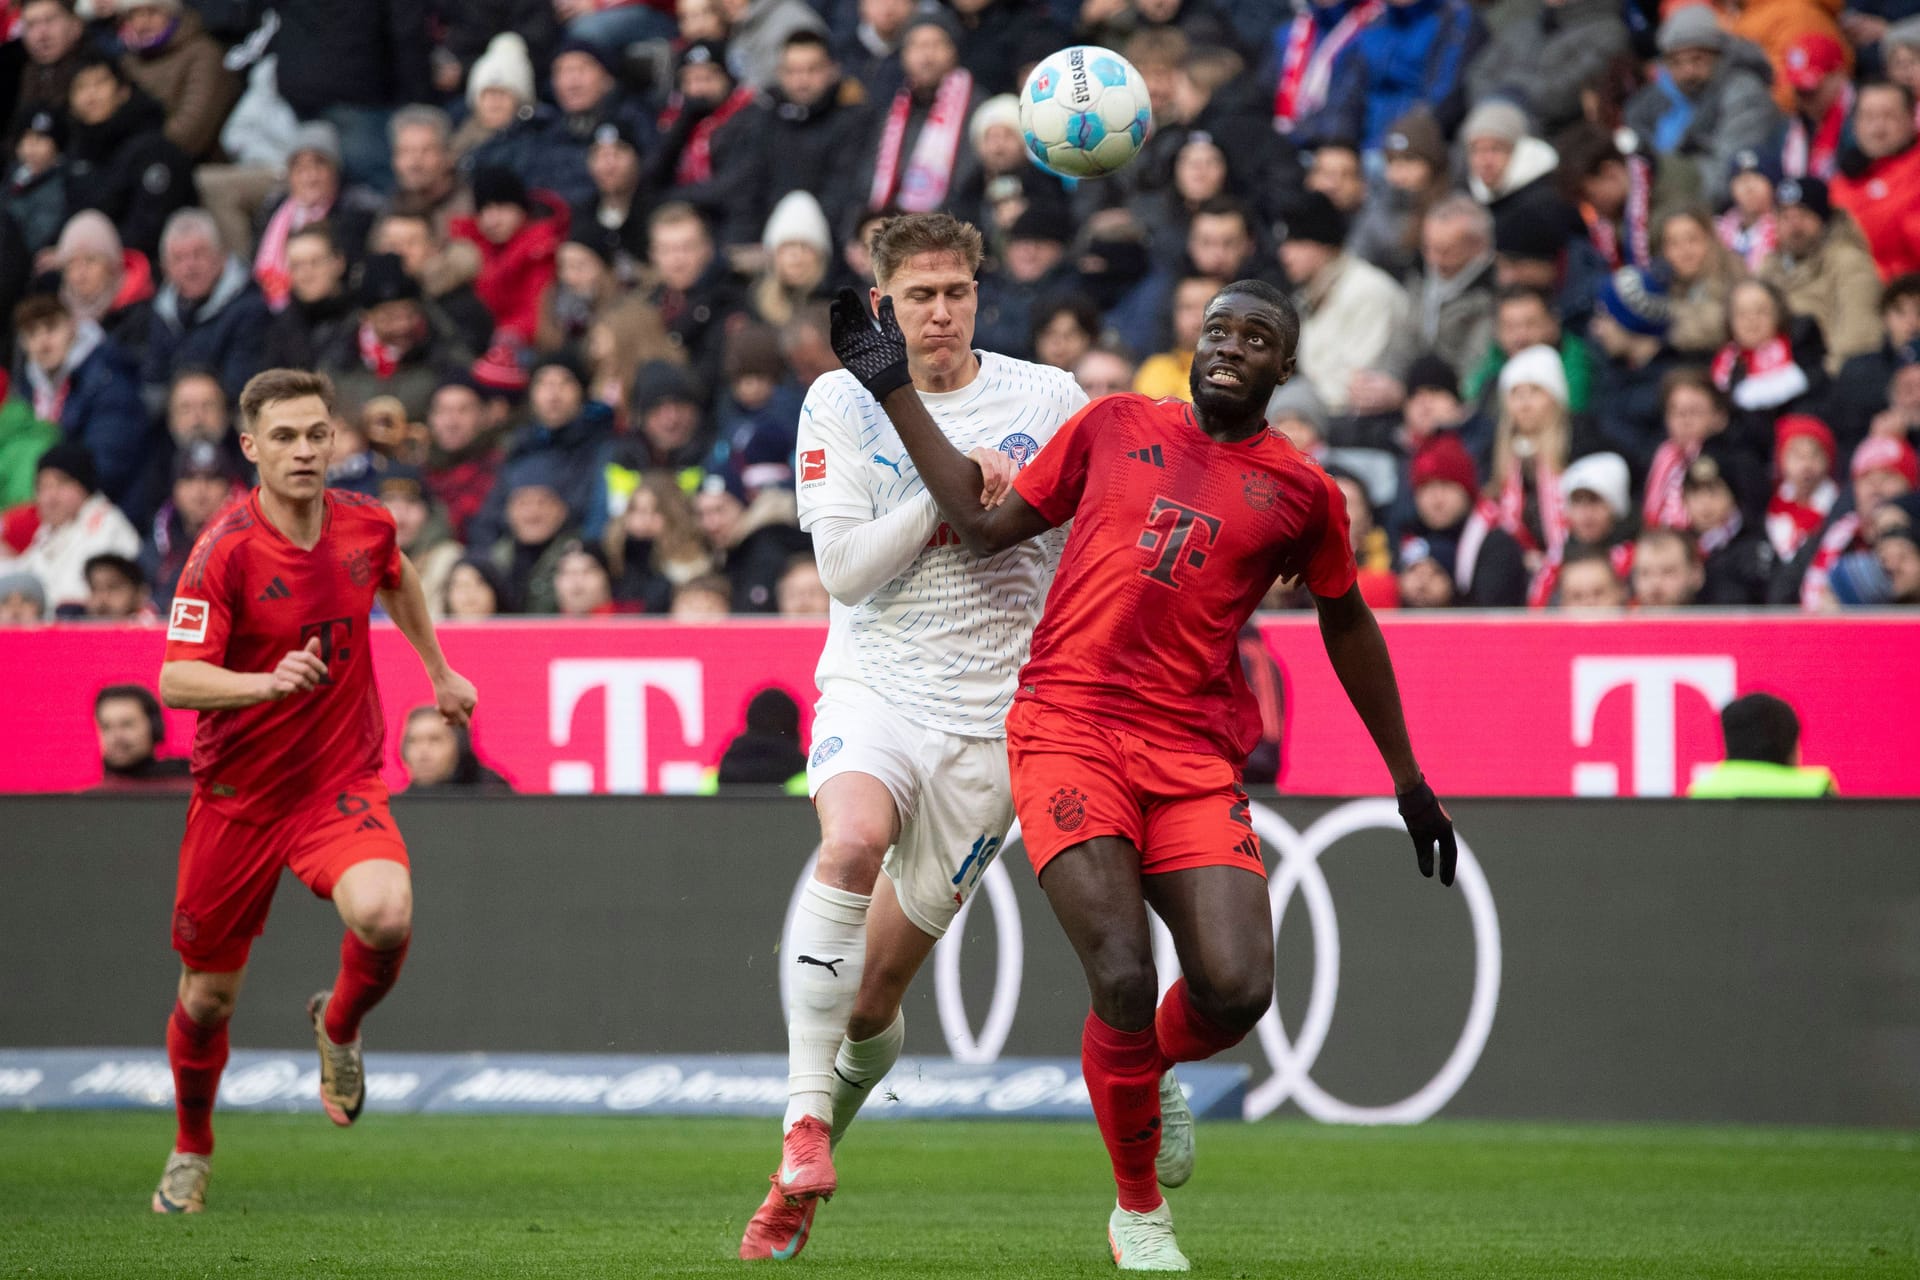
[650,41,765,248]
[1535,450,1634,606]
[1765,414,1839,559]
[1779,33,1854,181]
[1775,435,1918,607]
[859,10,981,217]
[1718,148,1780,272]
[452,166,569,347]
[1711,276,1829,444]
[1832,81,1920,279]
[1486,344,1576,572]
[1643,367,1768,532]
[321,254,471,422]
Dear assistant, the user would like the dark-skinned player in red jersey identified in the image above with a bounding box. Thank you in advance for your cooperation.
[829,279,1457,1271]
[150,369,477,1215]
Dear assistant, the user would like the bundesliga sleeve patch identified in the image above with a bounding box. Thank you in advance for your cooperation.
[168,597,211,643]
[800,449,827,484]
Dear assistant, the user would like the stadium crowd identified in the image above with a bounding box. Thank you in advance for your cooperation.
[0,0,1918,627]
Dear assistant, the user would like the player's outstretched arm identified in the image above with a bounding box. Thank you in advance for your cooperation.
[1312,584,1458,886]
[160,639,327,709]
[379,554,477,728]
[828,288,1053,558]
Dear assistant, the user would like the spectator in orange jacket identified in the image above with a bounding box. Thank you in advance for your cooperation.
[1727,0,1850,114]
[451,165,570,345]
[1832,81,1920,279]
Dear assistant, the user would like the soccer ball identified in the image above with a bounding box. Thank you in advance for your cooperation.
[1019,46,1153,179]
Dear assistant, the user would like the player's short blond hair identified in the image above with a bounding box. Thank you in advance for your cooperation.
[239,369,336,434]
[869,213,983,289]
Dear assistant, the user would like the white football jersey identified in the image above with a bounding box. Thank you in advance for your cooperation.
[797,352,1088,738]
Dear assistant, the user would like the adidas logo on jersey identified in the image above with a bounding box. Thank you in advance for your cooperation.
[1125,444,1165,467]
[256,576,291,602]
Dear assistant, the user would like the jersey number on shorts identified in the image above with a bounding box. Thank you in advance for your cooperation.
[1137,496,1224,589]
[951,834,1003,895]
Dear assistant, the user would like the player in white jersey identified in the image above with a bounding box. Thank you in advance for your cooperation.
[739,214,1087,1261]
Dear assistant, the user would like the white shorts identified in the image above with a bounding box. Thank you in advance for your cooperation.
[807,692,1013,939]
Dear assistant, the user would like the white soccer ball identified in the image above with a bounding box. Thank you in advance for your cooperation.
[1018,46,1154,180]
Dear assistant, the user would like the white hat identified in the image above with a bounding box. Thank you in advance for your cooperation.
[969,94,1021,155]
[1498,344,1570,408]
[468,32,536,110]
[1558,451,1631,520]
[762,190,832,257]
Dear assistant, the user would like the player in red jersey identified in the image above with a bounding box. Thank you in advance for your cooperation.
[149,369,477,1215]
[830,279,1457,1270]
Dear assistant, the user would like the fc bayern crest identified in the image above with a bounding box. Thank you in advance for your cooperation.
[342,547,374,587]
[1242,472,1279,512]
[998,433,1041,469]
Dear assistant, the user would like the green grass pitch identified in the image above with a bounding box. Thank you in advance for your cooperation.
[2,1113,1914,1278]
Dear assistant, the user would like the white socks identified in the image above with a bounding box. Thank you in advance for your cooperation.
[830,1011,905,1147]
[784,879,871,1131]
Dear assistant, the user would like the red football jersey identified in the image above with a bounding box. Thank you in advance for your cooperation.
[162,489,404,822]
[1013,394,1356,761]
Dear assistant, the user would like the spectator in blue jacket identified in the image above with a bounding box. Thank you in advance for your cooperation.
[136,208,267,412]
[467,351,614,549]
[13,292,163,524]
[1320,0,1487,153]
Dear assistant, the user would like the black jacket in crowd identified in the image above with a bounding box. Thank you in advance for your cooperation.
[63,88,196,260]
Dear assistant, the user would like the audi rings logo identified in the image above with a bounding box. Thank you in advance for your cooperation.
[781,798,1501,1124]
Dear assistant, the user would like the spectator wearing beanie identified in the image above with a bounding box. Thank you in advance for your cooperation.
[1589,263,1686,468]
[1776,32,1854,179]
[1682,452,1776,604]
[114,0,239,162]
[454,33,540,167]
[252,123,380,311]
[723,0,829,93]
[323,253,470,422]
[433,2,559,102]
[14,292,159,522]
[1733,2,1851,118]
[481,452,581,615]
[1759,175,1884,372]
[751,190,833,329]
[1487,343,1587,568]
[1719,147,1781,271]
[422,374,507,545]
[860,11,982,216]
[704,321,803,497]
[470,352,615,550]
[957,92,1073,253]
[518,37,655,211]
[1316,0,1488,152]
[1,440,140,611]
[1777,435,1918,607]
[1550,451,1635,585]
[1765,413,1838,560]
[1348,110,1451,281]
[1281,190,1409,414]
[746,31,875,243]
[1462,100,1571,231]
[976,203,1080,360]
[1399,431,1529,606]
[53,211,154,347]
[695,466,811,614]
[1624,7,1783,206]
[4,109,69,256]
[567,119,648,283]
[1831,82,1920,281]
[142,437,240,607]
[536,226,623,355]
[61,54,196,261]
[1466,0,1630,139]
[452,165,570,346]
[648,40,764,248]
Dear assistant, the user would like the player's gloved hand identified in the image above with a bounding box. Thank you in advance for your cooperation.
[829,286,912,402]
[1396,777,1457,887]
[968,446,1017,508]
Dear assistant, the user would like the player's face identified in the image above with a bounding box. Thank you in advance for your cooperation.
[95,698,155,770]
[1190,292,1294,417]
[241,396,334,503]
[879,250,977,380]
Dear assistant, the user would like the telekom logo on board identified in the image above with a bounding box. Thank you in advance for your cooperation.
[1570,656,1738,797]
[547,660,707,793]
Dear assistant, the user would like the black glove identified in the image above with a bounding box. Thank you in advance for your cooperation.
[829,286,912,402]
[1396,777,1457,887]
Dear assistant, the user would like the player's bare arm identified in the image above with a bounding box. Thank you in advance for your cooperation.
[159,639,328,710]
[377,554,477,728]
[829,287,1053,557]
[1312,583,1458,884]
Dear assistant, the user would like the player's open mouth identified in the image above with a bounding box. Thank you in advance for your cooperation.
[1204,366,1244,387]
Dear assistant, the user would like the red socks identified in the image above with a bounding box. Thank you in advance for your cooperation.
[1082,1011,1164,1213]
[167,1001,228,1156]
[1155,977,1249,1071]
[322,931,410,1044]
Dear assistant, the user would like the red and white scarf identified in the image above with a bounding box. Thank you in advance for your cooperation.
[660,84,758,187]
[1271,1,1382,133]
[1582,155,1654,270]
[1712,336,1809,411]
[1716,209,1777,273]
[1642,439,1696,531]
[357,321,404,379]
[1782,85,1853,181]
[1494,455,1567,559]
[869,67,974,212]
[32,375,68,426]
[1764,477,1836,559]
[253,195,332,313]
[1801,511,1863,610]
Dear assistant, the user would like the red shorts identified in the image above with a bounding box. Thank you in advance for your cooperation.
[171,776,409,971]
[1006,700,1265,879]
